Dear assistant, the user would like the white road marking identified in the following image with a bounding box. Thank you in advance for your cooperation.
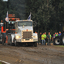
[0,60,10,64]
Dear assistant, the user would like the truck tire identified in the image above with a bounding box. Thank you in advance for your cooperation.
[53,36,61,45]
[15,42,18,46]
[34,42,37,47]
[14,40,17,46]
[61,34,64,45]
[13,38,16,46]
[14,39,18,46]
[10,37,12,46]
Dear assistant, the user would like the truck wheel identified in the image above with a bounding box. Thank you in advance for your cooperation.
[10,37,12,46]
[15,42,19,46]
[53,36,61,45]
[15,42,17,46]
[61,35,64,45]
[14,40,17,46]
[14,40,18,46]
[34,42,37,47]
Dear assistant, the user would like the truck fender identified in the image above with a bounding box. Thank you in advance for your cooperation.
[11,34,15,43]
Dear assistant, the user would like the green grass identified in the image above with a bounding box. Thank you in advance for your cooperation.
[55,45,64,47]
[0,62,5,64]
[0,62,2,64]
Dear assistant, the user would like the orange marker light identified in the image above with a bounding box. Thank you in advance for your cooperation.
[26,29,28,31]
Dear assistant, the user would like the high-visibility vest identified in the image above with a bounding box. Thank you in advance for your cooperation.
[55,34,58,36]
[50,35,51,39]
[44,34,46,39]
[1,26,6,33]
[41,34,45,40]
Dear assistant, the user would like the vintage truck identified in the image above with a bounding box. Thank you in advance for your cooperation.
[11,20,38,46]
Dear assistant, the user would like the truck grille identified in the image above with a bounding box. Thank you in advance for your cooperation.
[23,31,32,39]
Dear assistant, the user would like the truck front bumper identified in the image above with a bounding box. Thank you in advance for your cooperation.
[33,39,38,42]
[16,39,38,42]
[16,39,21,42]
[21,39,33,42]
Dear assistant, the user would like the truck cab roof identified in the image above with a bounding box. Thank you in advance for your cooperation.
[16,20,33,22]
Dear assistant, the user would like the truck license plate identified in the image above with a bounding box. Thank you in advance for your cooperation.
[25,39,29,40]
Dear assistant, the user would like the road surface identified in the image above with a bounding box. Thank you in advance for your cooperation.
[0,44,64,64]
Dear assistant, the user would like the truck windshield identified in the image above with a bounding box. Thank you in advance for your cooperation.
[18,21,32,26]
[6,21,15,29]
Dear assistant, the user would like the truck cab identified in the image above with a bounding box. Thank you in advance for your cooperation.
[11,20,38,46]
[6,21,16,33]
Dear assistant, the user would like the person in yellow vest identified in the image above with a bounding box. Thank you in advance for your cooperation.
[41,33,45,45]
[44,32,46,45]
[55,32,58,37]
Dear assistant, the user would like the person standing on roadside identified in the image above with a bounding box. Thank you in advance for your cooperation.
[55,32,58,37]
[41,33,45,45]
[58,31,61,36]
[52,34,55,41]
[55,32,56,37]
[40,32,42,44]
[5,34,8,45]
[47,32,51,45]
[44,32,46,45]
[48,32,52,40]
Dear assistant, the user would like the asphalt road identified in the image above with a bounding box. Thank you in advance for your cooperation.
[0,44,64,64]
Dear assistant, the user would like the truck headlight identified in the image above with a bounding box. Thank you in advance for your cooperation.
[33,36,37,38]
[16,35,20,39]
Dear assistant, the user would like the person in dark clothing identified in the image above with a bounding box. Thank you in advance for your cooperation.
[40,32,42,44]
[58,31,61,36]
[2,33,6,45]
[47,32,51,45]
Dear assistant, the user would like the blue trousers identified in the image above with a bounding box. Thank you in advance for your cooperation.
[42,40,45,45]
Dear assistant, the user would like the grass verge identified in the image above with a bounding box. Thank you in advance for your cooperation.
[55,45,64,47]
